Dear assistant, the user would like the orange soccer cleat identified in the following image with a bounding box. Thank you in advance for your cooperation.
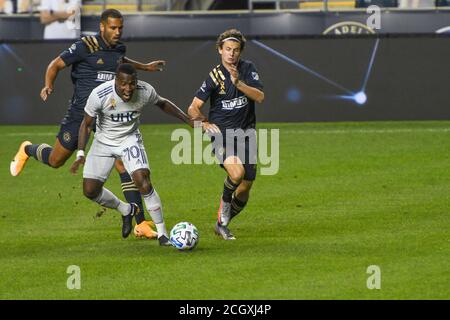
[134,220,158,239]
[10,141,32,176]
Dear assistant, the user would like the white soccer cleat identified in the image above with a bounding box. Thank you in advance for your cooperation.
[217,197,232,226]
[10,141,32,176]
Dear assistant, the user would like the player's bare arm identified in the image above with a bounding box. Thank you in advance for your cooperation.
[155,97,194,128]
[40,56,66,101]
[123,57,166,72]
[70,113,94,174]
[187,97,221,133]
[228,64,264,103]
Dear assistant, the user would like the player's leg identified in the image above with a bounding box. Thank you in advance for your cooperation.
[131,169,170,246]
[83,178,138,238]
[83,140,136,238]
[10,138,73,176]
[46,120,80,168]
[228,129,257,223]
[10,121,78,176]
[230,179,254,222]
[114,159,147,225]
[120,133,168,245]
[219,156,245,226]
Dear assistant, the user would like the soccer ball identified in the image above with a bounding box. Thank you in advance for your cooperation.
[170,222,199,251]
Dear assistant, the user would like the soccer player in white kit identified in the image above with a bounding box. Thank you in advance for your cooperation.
[70,63,192,246]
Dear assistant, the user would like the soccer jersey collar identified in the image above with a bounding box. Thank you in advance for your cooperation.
[96,33,107,50]
[97,32,122,50]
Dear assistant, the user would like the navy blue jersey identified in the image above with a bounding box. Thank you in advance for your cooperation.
[195,59,263,130]
[59,34,126,123]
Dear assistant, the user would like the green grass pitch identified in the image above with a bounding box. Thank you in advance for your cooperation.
[0,121,448,299]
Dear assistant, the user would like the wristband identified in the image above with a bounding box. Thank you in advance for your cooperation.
[76,150,85,160]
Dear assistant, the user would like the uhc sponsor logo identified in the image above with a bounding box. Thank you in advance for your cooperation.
[221,96,248,110]
[96,71,115,82]
[111,111,137,122]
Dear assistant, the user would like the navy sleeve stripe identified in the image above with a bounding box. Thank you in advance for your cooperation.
[97,87,113,99]
[97,85,114,96]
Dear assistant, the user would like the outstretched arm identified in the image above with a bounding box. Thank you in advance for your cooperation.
[70,113,95,174]
[123,57,166,72]
[40,56,66,101]
[155,97,193,128]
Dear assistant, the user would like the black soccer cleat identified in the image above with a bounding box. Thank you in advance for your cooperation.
[158,235,172,247]
[122,203,139,238]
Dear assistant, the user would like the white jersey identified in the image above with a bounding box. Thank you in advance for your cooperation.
[85,79,160,147]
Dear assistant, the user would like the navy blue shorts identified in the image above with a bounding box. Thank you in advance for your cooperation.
[56,120,82,151]
[211,129,257,181]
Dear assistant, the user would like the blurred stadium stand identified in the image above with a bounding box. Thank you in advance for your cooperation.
[0,0,449,14]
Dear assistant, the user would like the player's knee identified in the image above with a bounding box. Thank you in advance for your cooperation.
[83,185,101,200]
[229,169,245,184]
[139,179,153,194]
[48,155,66,168]
[131,170,152,193]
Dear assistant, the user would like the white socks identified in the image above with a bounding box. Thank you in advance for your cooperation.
[143,189,168,237]
[93,187,130,216]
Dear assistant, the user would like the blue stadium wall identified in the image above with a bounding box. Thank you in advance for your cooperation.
[1,35,449,124]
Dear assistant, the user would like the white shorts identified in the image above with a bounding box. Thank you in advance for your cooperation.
[83,133,150,182]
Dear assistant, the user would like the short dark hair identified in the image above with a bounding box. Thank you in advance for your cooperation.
[216,29,246,51]
[116,63,136,77]
[101,9,123,23]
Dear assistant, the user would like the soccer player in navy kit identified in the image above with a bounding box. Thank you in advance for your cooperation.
[187,29,264,240]
[10,9,163,239]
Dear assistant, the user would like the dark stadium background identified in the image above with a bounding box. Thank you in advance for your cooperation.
[1,36,449,124]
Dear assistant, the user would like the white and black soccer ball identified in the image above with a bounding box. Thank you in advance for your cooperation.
[170,222,199,251]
